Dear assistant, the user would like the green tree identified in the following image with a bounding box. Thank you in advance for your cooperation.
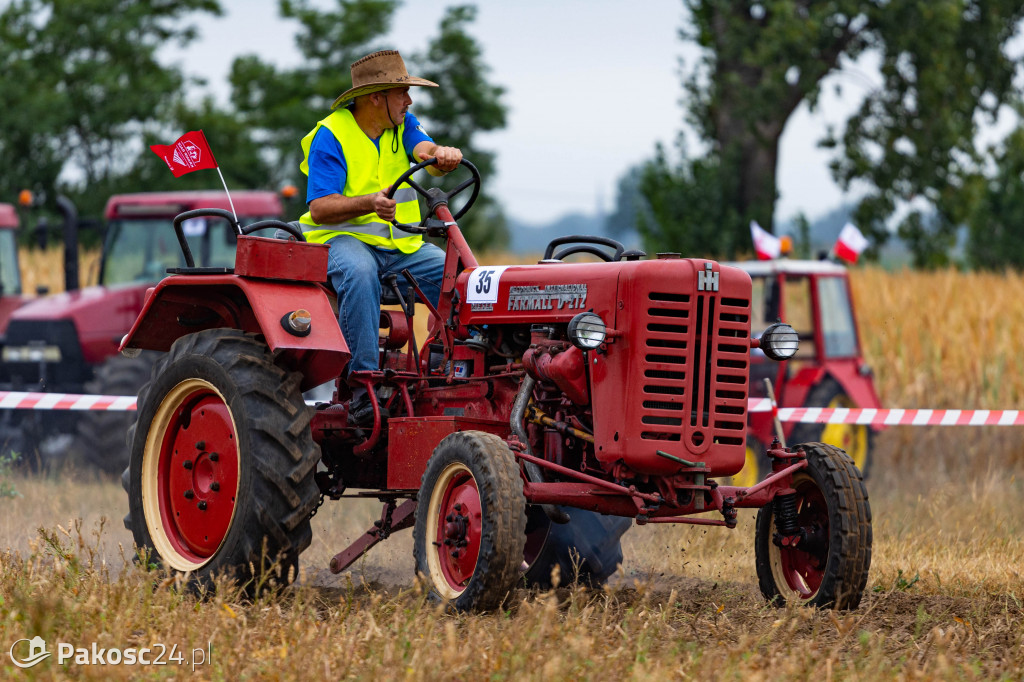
[626,0,1024,264]
[228,0,400,198]
[0,0,222,218]
[965,122,1024,269]
[633,143,741,258]
[411,6,508,249]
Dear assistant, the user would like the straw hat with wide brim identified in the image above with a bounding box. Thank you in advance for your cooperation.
[331,50,438,110]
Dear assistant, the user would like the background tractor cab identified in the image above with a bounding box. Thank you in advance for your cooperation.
[0,190,283,472]
[0,203,25,335]
[727,258,881,482]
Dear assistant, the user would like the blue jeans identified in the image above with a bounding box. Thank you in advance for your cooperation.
[326,234,445,375]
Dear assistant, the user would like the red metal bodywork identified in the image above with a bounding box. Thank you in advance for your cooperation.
[120,237,347,390]
[455,258,752,477]
[385,416,509,489]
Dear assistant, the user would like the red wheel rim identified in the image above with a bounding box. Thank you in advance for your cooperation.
[143,379,240,570]
[426,463,482,597]
[775,477,828,598]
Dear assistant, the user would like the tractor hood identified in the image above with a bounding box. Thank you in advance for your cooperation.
[6,283,149,365]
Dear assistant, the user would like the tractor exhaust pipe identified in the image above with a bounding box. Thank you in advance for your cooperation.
[511,375,570,524]
[56,195,79,292]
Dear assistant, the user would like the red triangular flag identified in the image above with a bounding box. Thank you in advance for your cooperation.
[150,130,219,177]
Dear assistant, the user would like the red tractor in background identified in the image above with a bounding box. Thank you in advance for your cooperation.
[0,203,26,333]
[728,259,882,486]
[0,191,283,472]
[120,159,872,611]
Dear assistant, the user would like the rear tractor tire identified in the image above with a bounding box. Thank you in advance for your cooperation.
[754,442,872,609]
[522,505,630,589]
[413,431,526,611]
[123,329,319,590]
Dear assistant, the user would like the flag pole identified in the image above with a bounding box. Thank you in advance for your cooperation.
[215,167,238,226]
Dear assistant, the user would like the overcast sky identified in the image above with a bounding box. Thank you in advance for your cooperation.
[163,0,878,226]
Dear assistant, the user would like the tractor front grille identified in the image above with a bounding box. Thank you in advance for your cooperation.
[638,288,750,451]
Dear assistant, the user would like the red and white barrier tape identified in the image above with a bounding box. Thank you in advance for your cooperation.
[0,390,1020,426]
[746,398,1024,425]
[0,391,137,411]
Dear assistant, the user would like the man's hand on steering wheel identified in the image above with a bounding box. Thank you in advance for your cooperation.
[373,186,397,222]
[418,146,462,174]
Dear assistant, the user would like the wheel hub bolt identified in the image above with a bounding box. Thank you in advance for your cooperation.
[210,482,220,492]
[198,501,207,511]
[446,513,455,523]
[209,452,219,462]
[195,441,206,451]
[184,490,194,499]
[454,503,463,512]
[183,460,193,470]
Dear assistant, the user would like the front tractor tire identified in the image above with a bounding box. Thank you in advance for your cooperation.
[123,329,319,589]
[754,442,872,609]
[413,431,527,612]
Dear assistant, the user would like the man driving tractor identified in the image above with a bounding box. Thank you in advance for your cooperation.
[298,49,463,425]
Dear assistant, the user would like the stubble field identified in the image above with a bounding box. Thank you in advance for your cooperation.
[1,252,1022,679]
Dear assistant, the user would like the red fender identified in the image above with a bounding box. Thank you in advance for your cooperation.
[120,274,348,391]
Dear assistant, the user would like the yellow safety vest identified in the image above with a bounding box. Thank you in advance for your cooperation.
[298,108,422,253]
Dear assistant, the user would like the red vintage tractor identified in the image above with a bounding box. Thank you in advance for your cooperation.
[727,259,882,487]
[120,160,872,610]
[0,191,282,471]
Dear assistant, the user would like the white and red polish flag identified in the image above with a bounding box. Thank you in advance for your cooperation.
[834,222,869,264]
[750,220,781,260]
[149,130,218,177]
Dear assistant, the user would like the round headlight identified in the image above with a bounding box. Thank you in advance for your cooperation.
[567,312,606,350]
[759,322,799,361]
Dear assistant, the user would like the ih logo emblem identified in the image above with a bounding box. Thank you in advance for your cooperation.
[698,262,719,292]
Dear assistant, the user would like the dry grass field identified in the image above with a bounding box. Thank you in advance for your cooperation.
[1,250,1022,679]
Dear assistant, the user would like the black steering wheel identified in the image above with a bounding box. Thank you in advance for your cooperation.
[385,157,481,234]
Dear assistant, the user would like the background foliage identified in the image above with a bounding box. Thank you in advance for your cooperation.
[612,1,1024,268]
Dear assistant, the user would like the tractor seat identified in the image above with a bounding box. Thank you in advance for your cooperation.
[380,286,404,306]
